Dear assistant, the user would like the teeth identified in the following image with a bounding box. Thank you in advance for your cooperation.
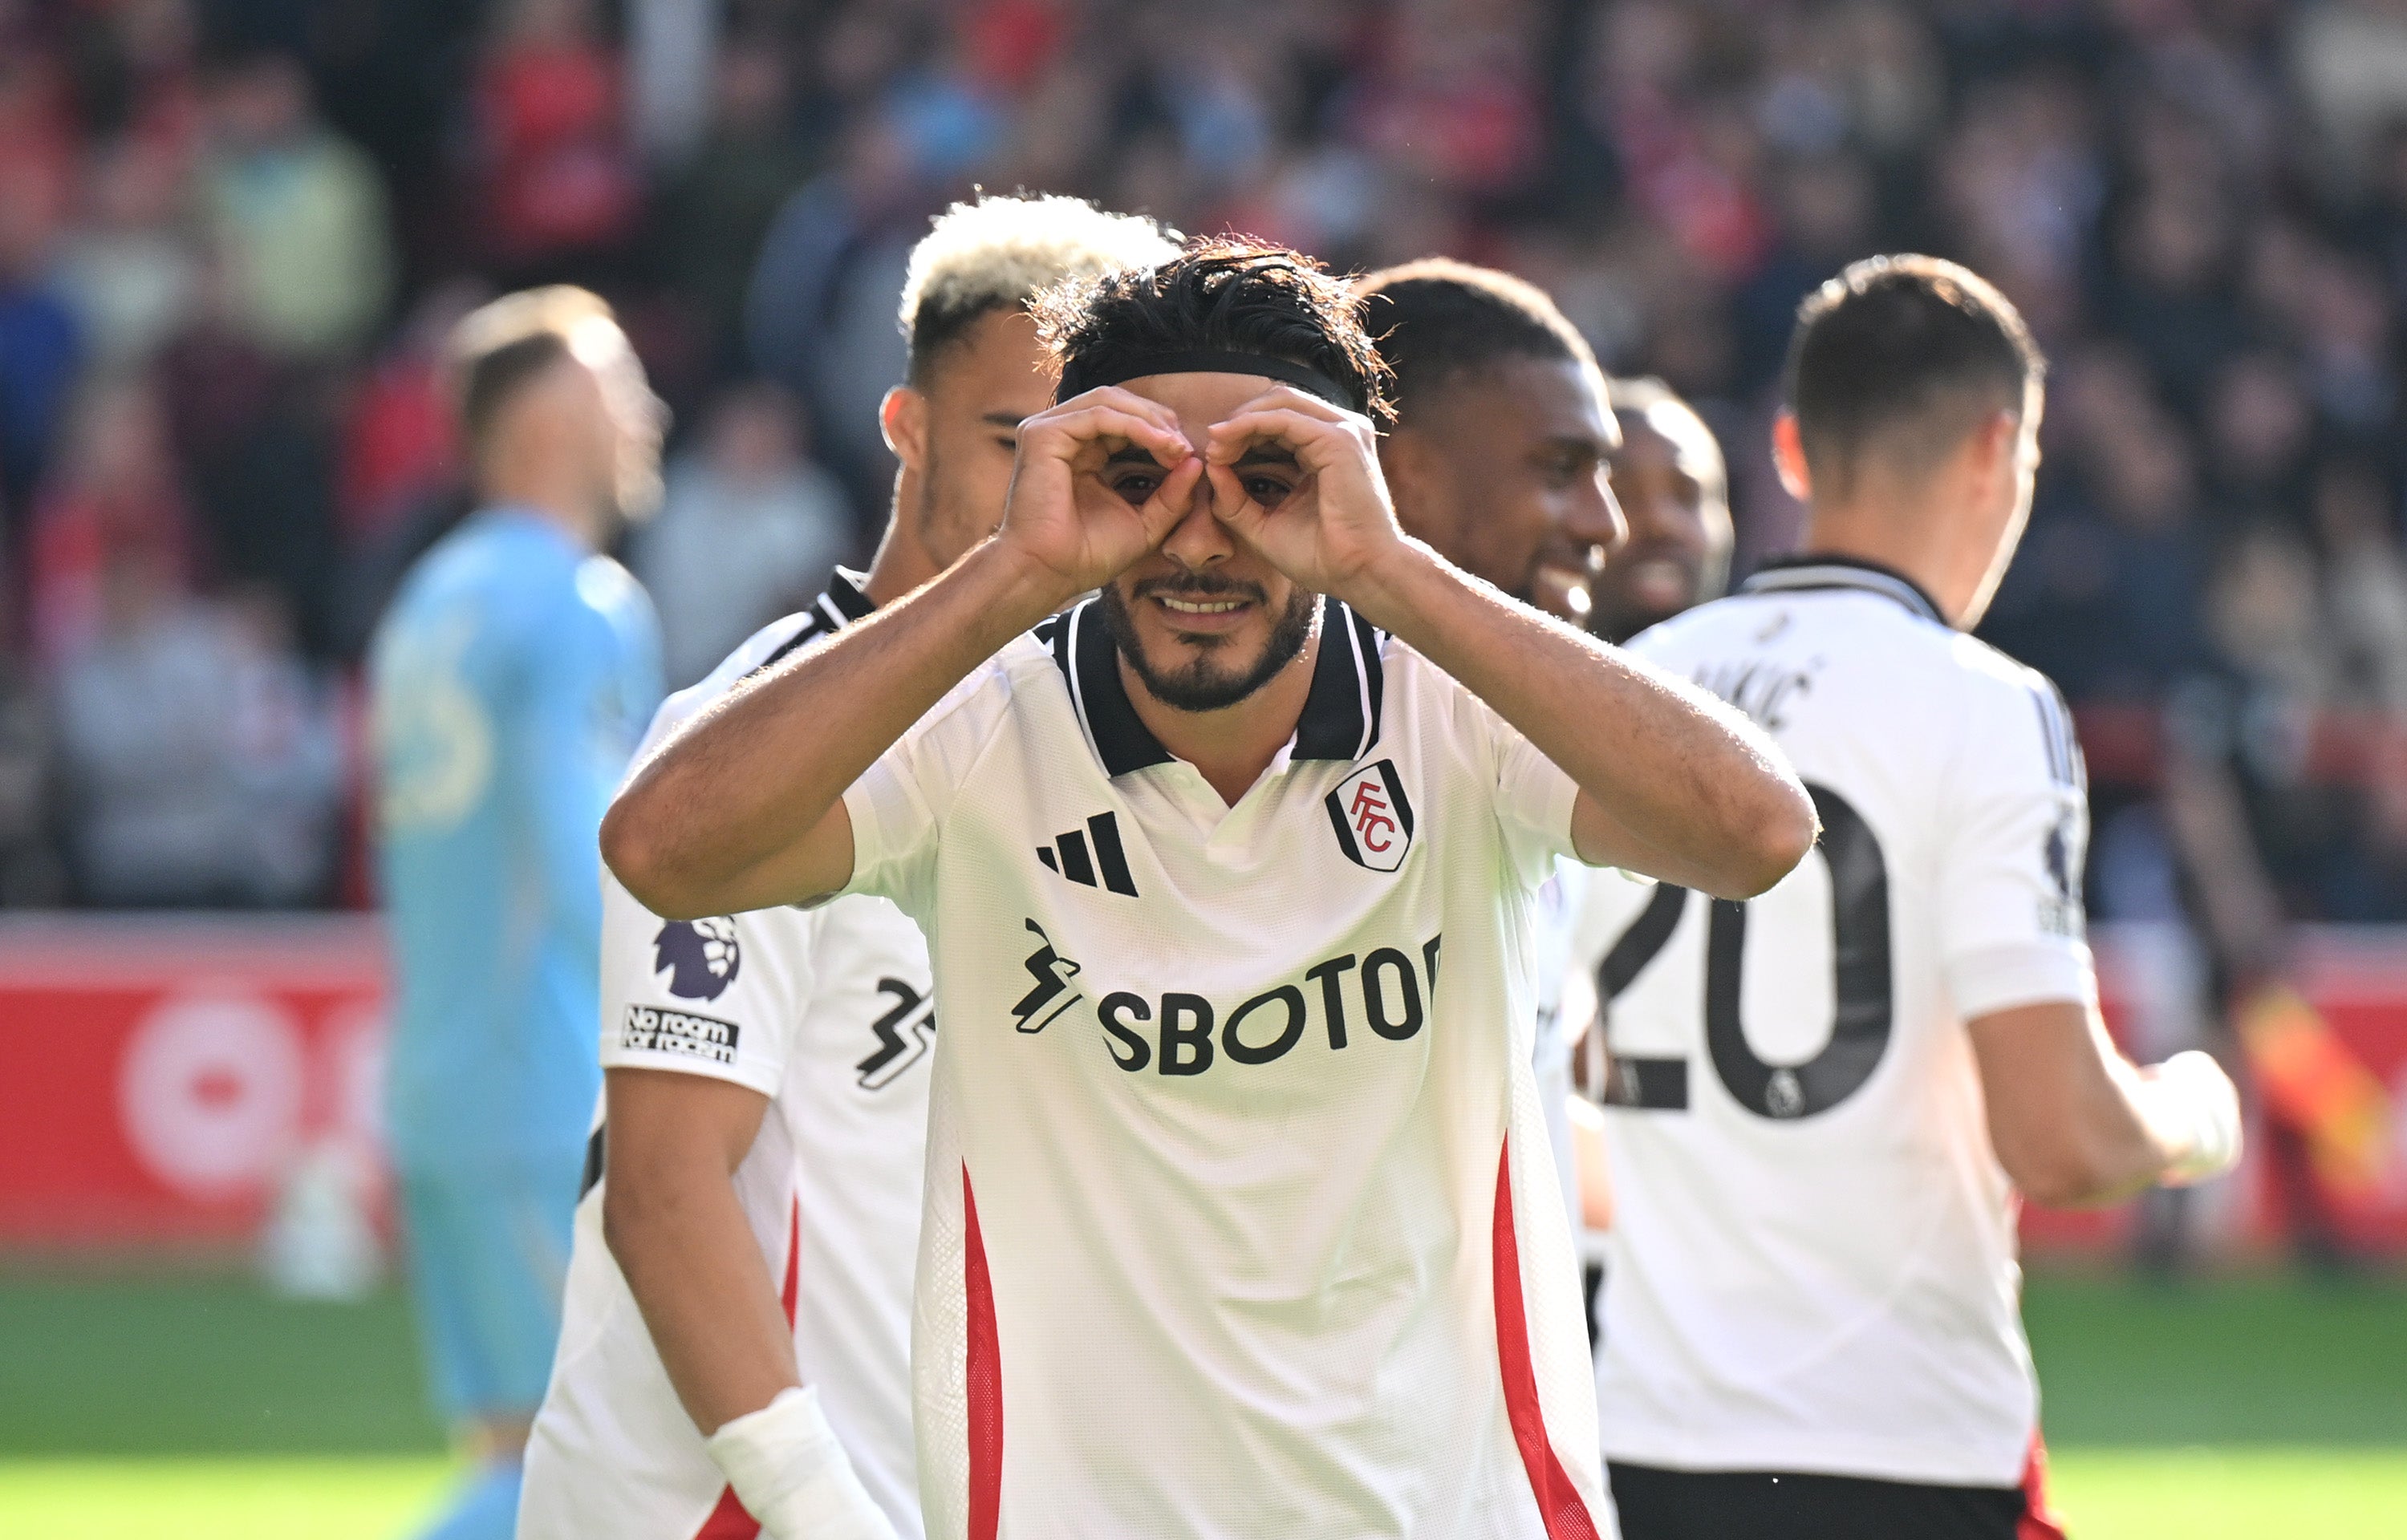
[1161,598,1244,614]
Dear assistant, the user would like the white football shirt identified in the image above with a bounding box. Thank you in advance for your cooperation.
[523,573,934,1540]
[1576,559,2090,1487]
[841,595,1613,1540]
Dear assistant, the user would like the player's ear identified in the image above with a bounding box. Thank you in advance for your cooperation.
[1771,411,1812,503]
[1377,425,1441,534]
[881,386,928,470]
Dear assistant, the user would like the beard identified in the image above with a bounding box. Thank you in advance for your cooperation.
[1101,573,1318,713]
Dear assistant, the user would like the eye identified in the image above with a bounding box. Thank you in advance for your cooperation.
[1108,467,1165,503]
[1242,473,1295,506]
[994,436,1019,455]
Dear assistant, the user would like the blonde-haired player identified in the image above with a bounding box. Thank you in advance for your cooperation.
[519,196,1178,1540]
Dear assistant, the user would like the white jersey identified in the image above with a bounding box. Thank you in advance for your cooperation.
[525,573,933,1540]
[840,596,1613,1540]
[1576,560,2090,1488]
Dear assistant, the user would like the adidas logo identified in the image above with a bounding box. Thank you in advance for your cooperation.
[1037,811,1139,897]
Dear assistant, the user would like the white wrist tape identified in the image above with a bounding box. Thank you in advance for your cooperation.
[705,1386,899,1540]
[2153,1049,2243,1186]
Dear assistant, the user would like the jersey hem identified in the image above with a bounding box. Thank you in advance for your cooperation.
[1597,1425,2036,1490]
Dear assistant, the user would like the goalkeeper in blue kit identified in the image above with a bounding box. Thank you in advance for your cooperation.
[369,287,663,1540]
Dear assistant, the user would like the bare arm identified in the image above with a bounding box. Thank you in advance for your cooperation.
[1969,999,2240,1208]
[1203,391,1816,899]
[601,1068,794,1434]
[1357,549,1812,897]
[604,391,1203,918]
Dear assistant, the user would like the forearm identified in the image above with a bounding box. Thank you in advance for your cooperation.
[605,1164,800,1436]
[606,541,1065,915]
[1971,1003,2241,1207]
[1349,544,1813,897]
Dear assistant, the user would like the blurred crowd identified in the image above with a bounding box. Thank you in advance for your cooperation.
[7,0,2407,926]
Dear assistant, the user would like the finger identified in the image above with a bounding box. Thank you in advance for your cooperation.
[1049,384,1189,439]
[1203,407,1366,472]
[1202,460,1266,533]
[1225,383,1358,425]
[1139,455,1208,540]
[1028,405,1193,467]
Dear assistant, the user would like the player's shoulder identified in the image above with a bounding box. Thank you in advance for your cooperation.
[636,608,828,754]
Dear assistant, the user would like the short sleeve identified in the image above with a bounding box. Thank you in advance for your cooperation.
[1404,645,1580,890]
[1938,676,2096,1018]
[599,867,813,1099]
[839,657,1019,922]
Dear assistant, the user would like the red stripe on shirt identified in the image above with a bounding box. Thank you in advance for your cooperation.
[691,1198,804,1540]
[2019,1432,2069,1540]
[964,1165,1004,1540]
[1493,1141,1602,1540]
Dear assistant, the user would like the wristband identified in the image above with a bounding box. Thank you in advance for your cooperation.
[705,1386,899,1540]
[2153,1050,2243,1186]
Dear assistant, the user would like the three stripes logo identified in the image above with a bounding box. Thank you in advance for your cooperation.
[1326,760,1414,872]
[1037,811,1139,897]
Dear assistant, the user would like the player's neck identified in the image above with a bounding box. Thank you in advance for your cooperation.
[862,475,941,607]
[1799,498,1979,630]
[481,475,603,554]
[1119,633,1324,808]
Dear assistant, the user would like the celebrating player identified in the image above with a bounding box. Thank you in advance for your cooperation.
[1576,256,2243,1538]
[1355,258,1626,1243]
[606,240,1815,1538]
[1588,377,1732,646]
[368,287,664,1540]
[518,197,1178,1540]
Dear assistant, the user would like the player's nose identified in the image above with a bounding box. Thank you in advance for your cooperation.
[1160,489,1235,568]
[1564,472,1627,561]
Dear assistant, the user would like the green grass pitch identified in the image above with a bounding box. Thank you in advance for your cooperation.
[1,1269,2402,1537]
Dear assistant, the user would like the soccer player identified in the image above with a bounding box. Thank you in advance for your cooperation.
[1354,259,1626,1242]
[1588,377,1732,646]
[607,239,1817,1537]
[519,195,1177,1540]
[369,286,664,1540]
[1574,256,2243,1539]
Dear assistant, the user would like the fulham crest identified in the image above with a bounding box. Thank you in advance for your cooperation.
[1326,760,1414,872]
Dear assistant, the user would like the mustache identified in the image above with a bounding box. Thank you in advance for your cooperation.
[1132,573,1267,604]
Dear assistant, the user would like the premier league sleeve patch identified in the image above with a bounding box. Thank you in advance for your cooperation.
[1325,760,1415,872]
[653,918,741,999]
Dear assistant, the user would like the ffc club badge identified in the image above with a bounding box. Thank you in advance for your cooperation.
[1325,760,1415,872]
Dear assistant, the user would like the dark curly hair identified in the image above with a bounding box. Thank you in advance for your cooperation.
[1032,237,1393,422]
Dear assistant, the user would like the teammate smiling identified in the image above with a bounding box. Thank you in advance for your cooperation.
[607,240,1816,1538]
[1357,258,1627,1244]
[1577,256,2242,1539]
[519,197,1177,1540]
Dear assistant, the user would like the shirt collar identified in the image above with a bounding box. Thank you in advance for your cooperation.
[1045,594,1389,779]
[816,567,877,628]
[1738,554,1947,626]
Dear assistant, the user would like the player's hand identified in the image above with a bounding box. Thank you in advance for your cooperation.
[1201,387,1408,601]
[994,387,1204,603]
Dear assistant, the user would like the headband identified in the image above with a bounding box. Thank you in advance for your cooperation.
[1056,349,1357,410]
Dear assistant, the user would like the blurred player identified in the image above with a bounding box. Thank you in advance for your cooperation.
[1571,377,1735,1239]
[518,197,1178,1540]
[369,287,664,1540]
[1356,258,1626,1243]
[1576,256,2243,1538]
[1587,378,1732,646]
[607,238,1816,1538]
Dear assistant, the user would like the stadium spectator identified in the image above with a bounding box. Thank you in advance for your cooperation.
[471,0,641,276]
[197,47,392,364]
[55,137,199,371]
[631,379,851,691]
[55,539,341,907]
[0,156,80,529]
